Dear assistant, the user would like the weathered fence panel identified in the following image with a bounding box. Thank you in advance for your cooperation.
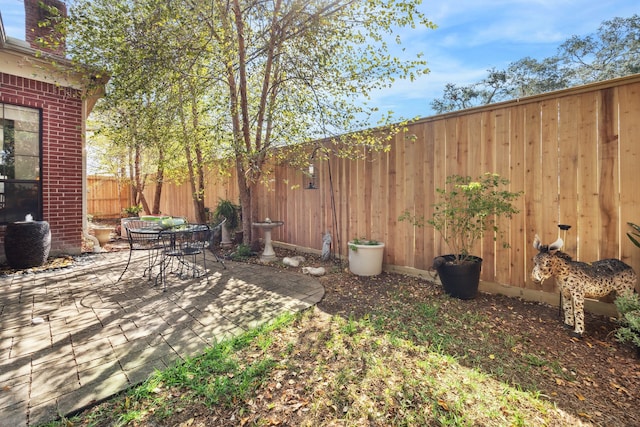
[126,74,640,295]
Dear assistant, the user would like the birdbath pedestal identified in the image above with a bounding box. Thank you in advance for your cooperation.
[252,220,284,262]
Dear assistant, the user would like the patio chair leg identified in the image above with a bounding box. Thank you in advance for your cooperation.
[116,250,133,283]
[208,248,226,269]
[159,255,168,292]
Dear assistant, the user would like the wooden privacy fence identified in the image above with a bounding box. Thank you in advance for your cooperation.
[131,74,640,296]
[86,176,130,218]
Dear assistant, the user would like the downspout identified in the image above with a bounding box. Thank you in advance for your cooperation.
[81,99,101,252]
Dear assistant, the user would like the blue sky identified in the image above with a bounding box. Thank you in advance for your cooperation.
[1,0,638,120]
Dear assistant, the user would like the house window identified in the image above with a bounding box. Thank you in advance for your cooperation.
[0,104,42,224]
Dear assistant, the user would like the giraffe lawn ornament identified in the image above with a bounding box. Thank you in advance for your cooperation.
[531,235,637,338]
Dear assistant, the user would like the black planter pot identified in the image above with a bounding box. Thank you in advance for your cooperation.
[4,221,51,269]
[434,254,482,300]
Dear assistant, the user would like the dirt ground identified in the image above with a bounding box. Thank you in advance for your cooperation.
[316,270,640,426]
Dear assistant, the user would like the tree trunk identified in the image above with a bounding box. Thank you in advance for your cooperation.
[238,170,253,247]
[132,141,151,215]
[152,165,164,215]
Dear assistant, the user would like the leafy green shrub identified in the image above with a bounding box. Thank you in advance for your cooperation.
[214,199,241,230]
[122,204,143,217]
[627,222,640,248]
[399,173,522,264]
[614,293,640,351]
[232,244,253,260]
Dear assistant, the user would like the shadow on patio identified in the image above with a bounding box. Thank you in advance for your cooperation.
[0,250,324,426]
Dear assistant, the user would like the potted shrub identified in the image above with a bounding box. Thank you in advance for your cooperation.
[400,173,522,299]
[348,237,385,276]
[122,204,143,218]
[214,198,241,246]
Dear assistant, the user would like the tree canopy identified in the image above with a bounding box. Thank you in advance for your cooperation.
[64,0,435,243]
[431,14,640,114]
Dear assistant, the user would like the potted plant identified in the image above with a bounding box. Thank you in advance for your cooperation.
[122,204,143,218]
[214,198,241,246]
[400,173,522,299]
[348,237,385,276]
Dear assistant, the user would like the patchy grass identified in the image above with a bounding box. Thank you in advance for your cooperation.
[41,293,593,427]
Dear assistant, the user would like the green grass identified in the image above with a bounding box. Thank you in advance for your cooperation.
[39,291,589,427]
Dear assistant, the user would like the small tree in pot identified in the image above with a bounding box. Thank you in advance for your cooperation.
[400,173,522,299]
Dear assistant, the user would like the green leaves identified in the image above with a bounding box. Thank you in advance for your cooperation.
[627,222,640,248]
[413,173,522,263]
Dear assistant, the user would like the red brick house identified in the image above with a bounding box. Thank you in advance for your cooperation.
[0,0,104,262]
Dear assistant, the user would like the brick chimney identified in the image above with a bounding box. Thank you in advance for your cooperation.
[24,0,67,56]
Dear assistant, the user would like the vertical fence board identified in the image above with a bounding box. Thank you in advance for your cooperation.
[432,119,447,258]
[618,83,640,283]
[598,88,620,259]
[558,95,579,256]
[480,111,497,281]
[524,103,542,288]
[412,124,427,270]
[510,105,527,286]
[422,122,436,269]
[494,109,511,285]
[539,100,561,292]
[576,92,599,263]
[386,136,400,265]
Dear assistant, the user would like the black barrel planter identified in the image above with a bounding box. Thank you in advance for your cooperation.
[4,221,51,269]
[434,255,483,300]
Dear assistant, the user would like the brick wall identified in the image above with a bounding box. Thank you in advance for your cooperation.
[0,72,84,257]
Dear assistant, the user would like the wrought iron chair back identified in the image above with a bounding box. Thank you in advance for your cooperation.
[117,223,163,283]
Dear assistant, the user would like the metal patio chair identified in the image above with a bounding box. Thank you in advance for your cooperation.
[116,223,163,283]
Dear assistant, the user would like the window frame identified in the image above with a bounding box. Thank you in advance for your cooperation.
[0,103,43,224]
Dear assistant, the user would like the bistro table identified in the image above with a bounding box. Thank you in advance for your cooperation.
[124,224,211,291]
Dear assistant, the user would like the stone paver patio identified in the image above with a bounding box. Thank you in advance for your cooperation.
[0,250,324,426]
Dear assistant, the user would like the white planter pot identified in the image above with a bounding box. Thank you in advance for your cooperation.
[348,241,385,276]
[221,224,233,247]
